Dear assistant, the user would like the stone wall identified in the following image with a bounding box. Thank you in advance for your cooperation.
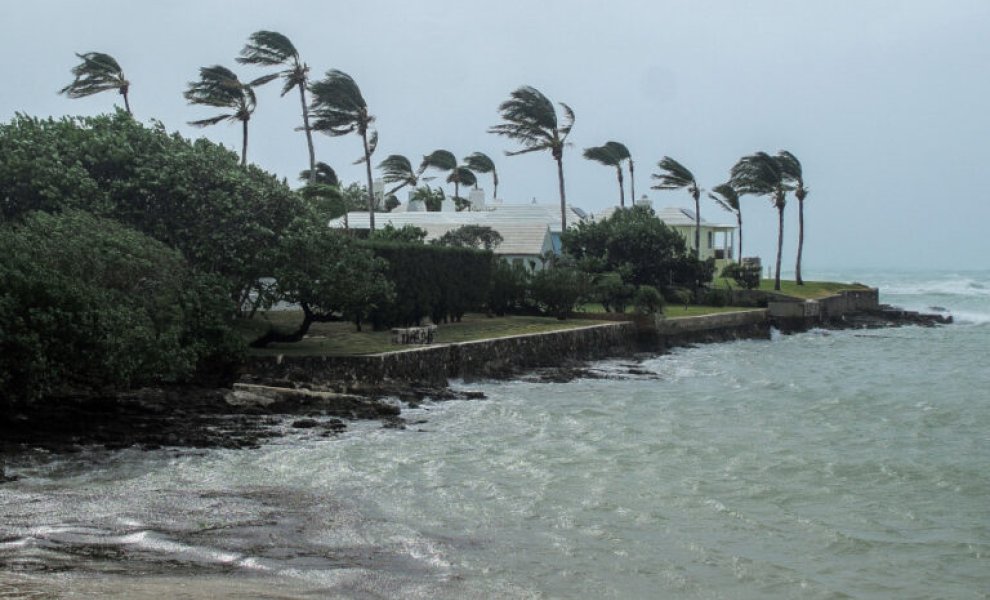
[642,309,771,349]
[768,288,880,330]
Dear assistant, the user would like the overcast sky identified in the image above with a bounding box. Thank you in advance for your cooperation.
[4,0,989,272]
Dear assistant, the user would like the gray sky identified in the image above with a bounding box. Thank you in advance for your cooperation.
[4,0,989,272]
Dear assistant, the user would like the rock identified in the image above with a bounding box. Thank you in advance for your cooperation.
[291,418,320,429]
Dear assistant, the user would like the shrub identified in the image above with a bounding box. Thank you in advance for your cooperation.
[721,262,761,289]
[488,260,532,316]
[633,285,664,315]
[594,272,636,313]
[530,266,592,319]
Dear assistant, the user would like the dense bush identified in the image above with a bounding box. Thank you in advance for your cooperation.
[633,285,664,315]
[594,271,636,313]
[488,260,532,316]
[362,241,493,327]
[530,266,592,319]
[0,211,243,407]
[0,112,304,312]
[721,262,761,289]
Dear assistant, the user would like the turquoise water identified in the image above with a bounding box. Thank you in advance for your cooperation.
[2,270,988,598]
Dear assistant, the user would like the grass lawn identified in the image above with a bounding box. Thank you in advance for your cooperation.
[757,279,869,299]
[575,302,758,318]
[238,311,607,357]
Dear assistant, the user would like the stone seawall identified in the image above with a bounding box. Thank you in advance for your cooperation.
[246,322,638,386]
[768,289,880,330]
[641,310,771,349]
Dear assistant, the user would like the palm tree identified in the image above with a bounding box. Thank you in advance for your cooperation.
[489,86,575,230]
[464,152,498,200]
[731,152,790,291]
[709,182,742,260]
[184,65,265,166]
[418,149,456,196]
[59,52,131,114]
[378,154,419,196]
[237,30,317,183]
[652,157,703,259]
[605,141,634,207]
[447,166,478,205]
[583,143,625,208]
[299,161,339,187]
[777,150,809,285]
[309,70,378,230]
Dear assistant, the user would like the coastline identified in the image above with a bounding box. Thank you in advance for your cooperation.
[0,289,951,469]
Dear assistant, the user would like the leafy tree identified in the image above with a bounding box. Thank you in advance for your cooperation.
[0,211,243,406]
[777,150,809,285]
[309,70,379,229]
[593,271,636,312]
[530,265,592,319]
[562,204,710,292]
[0,112,303,313]
[731,152,790,291]
[464,152,498,199]
[490,86,575,230]
[434,224,503,250]
[708,182,743,259]
[584,143,626,208]
[184,65,266,166]
[251,226,393,346]
[59,52,132,114]
[652,156,703,259]
[238,30,317,183]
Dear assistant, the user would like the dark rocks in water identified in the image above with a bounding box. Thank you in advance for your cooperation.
[929,306,949,313]
[381,416,406,430]
[291,418,320,429]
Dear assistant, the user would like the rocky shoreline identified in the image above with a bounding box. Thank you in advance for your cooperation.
[0,303,952,481]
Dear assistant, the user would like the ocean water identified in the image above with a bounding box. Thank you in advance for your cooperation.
[2,270,988,599]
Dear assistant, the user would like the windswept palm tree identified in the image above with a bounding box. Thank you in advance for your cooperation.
[59,52,131,114]
[299,161,339,187]
[583,143,626,208]
[709,182,742,260]
[777,151,809,285]
[652,157,703,259]
[447,166,478,205]
[237,30,317,183]
[419,149,457,196]
[605,141,634,207]
[378,154,419,196]
[731,152,790,291]
[489,86,575,230]
[184,65,265,166]
[464,152,498,200]
[309,69,378,230]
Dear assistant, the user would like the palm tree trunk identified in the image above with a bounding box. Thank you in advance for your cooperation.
[795,199,805,285]
[454,180,460,204]
[122,90,132,116]
[298,85,316,184]
[361,129,375,231]
[774,204,784,291]
[693,192,701,260]
[493,171,499,201]
[737,212,743,262]
[241,119,248,167]
[616,167,625,208]
[628,159,635,208]
[556,156,567,231]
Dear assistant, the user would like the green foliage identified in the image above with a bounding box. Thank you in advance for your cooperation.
[721,262,761,289]
[370,223,427,243]
[0,112,304,314]
[593,272,636,313]
[410,185,445,212]
[362,241,493,327]
[633,285,664,315]
[529,266,592,319]
[705,286,730,307]
[488,260,532,316]
[59,52,131,113]
[434,225,503,250]
[562,204,711,292]
[0,211,243,407]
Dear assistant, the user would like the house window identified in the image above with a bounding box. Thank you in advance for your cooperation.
[707,231,714,249]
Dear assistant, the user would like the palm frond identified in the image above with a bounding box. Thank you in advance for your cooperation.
[309,69,370,137]
[488,85,561,150]
[299,161,339,186]
[420,149,457,174]
[558,102,575,140]
[603,141,631,162]
[651,156,697,190]
[237,30,299,67]
[249,73,280,88]
[188,114,235,127]
[59,52,128,98]
[184,65,256,124]
[583,144,621,167]
[708,183,740,213]
[378,154,416,184]
[463,152,495,173]
[447,166,477,187]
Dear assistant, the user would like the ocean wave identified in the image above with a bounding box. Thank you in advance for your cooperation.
[881,276,990,298]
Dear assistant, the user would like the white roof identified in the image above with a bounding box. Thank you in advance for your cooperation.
[330,202,587,233]
[330,212,555,256]
[596,205,735,229]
